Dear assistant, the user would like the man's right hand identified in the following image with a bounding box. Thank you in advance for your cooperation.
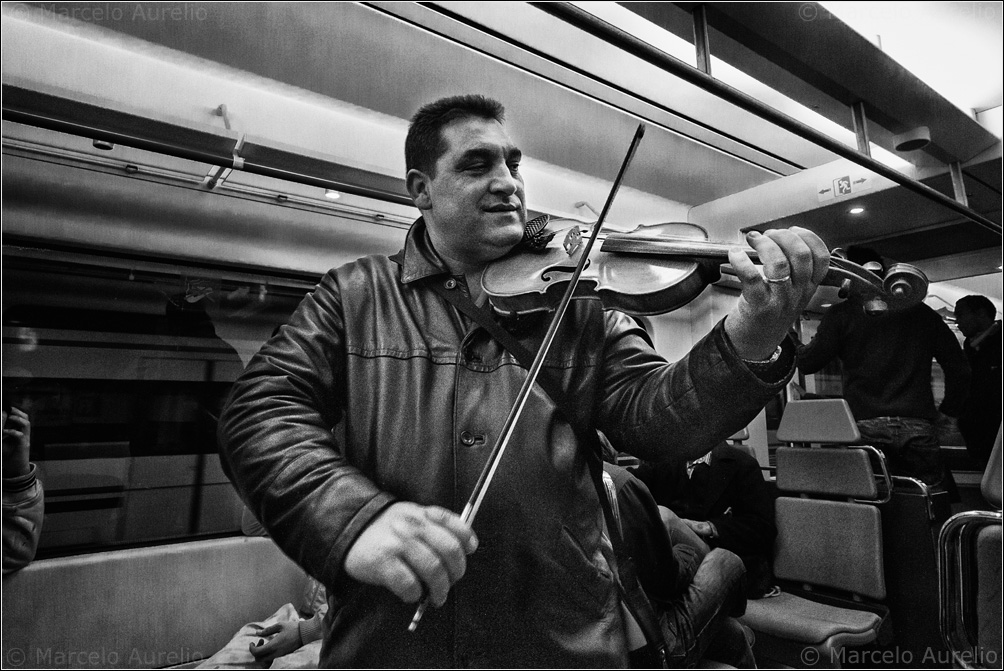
[344,502,478,608]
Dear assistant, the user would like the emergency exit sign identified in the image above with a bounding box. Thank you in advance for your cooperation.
[818,174,872,202]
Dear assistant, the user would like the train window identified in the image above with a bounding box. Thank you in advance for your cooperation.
[2,248,314,557]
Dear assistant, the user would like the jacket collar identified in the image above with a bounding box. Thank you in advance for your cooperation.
[969,320,1002,351]
[389,217,452,284]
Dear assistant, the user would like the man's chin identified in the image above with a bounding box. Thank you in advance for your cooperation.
[499,225,528,252]
[477,230,526,265]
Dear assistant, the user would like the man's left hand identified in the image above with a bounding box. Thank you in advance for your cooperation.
[724,227,829,361]
[248,621,302,662]
[2,407,32,479]
[682,518,716,539]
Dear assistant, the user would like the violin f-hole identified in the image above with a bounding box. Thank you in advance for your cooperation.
[542,258,590,283]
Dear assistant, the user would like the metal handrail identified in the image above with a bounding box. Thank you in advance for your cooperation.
[1,91,415,209]
[937,510,1003,669]
[890,475,938,521]
[853,444,893,505]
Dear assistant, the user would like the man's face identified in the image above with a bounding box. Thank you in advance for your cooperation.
[954,306,985,338]
[408,116,526,271]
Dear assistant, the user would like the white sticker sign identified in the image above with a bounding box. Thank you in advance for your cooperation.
[818,174,872,202]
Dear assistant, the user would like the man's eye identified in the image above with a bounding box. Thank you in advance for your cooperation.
[508,162,520,174]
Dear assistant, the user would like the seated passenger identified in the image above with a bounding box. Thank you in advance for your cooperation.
[241,508,327,664]
[603,461,755,668]
[3,406,43,575]
[631,441,778,597]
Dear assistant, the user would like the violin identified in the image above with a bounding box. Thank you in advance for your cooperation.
[482,217,929,317]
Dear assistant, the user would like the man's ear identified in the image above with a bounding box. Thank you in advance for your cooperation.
[406,169,432,211]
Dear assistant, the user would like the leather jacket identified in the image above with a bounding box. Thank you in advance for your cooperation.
[218,218,792,668]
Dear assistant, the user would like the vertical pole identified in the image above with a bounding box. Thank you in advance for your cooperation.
[693,4,712,75]
[949,162,970,207]
[851,102,872,157]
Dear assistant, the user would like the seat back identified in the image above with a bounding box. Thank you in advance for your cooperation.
[975,525,1002,659]
[777,398,956,662]
[728,427,750,443]
[773,398,890,601]
[737,400,891,668]
[981,424,1003,509]
[773,446,886,600]
[776,446,879,500]
[775,399,860,444]
[1,536,306,669]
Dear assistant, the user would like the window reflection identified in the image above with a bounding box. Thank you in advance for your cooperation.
[2,251,308,556]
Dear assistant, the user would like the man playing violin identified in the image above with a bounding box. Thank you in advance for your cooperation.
[218,94,830,668]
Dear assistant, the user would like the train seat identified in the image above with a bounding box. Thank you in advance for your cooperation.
[726,427,758,461]
[739,399,892,668]
[939,424,1003,669]
[728,427,750,443]
[1,536,307,669]
[772,398,862,445]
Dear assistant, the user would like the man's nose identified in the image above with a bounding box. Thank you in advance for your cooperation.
[488,165,519,194]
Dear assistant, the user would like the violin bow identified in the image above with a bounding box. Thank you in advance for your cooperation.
[409,123,646,631]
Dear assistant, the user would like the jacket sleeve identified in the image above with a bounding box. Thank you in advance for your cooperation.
[707,456,777,558]
[298,612,326,646]
[218,270,396,589]
[598,313,794,463]
[931,311,971,418]
[3,464,44,575]
[605,464,690,601]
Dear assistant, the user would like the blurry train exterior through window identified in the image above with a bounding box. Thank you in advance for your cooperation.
[1,250,308,557]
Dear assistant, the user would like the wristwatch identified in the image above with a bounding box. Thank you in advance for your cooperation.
[741,344,783,366]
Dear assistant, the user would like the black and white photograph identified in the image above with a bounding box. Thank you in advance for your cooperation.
[2,2,1001,669]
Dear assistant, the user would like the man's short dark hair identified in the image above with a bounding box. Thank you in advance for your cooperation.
[955,294,997,319]
[405,95,506,177]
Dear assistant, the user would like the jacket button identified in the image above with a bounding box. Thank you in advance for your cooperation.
[460,431,475,446]
[444,278,458,290]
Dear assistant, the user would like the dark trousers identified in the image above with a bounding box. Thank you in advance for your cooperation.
[857,416,960,502]
[661,548,756,668]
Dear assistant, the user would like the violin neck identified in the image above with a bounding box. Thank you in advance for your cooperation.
[601,234,759,263]
[602,232,893,300]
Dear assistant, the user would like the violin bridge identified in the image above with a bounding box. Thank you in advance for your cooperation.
[563,227,583,257]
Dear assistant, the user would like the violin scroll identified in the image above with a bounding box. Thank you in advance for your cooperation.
[829,254,929,315]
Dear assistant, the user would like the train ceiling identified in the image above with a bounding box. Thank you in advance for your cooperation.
[2,2,1001,284]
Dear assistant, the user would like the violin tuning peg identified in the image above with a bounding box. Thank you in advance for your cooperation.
[838,278,852,299]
